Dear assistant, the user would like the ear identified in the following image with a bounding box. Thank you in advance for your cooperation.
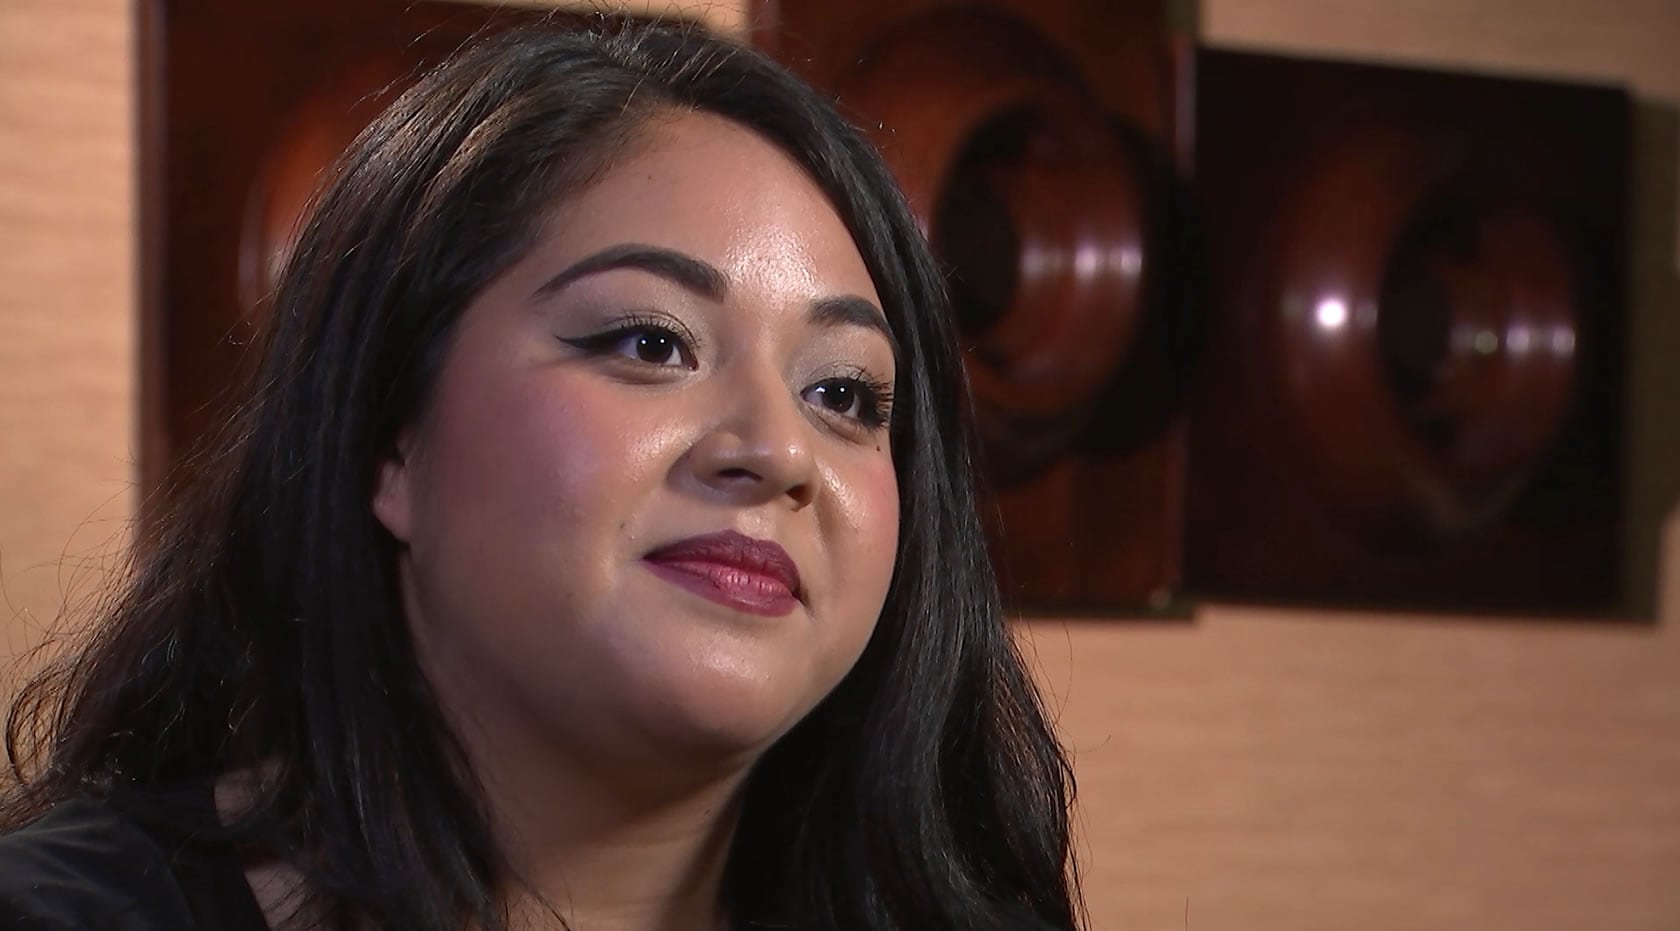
[371,435,417,544]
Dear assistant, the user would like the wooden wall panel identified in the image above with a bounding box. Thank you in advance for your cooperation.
[1025,2,1680,929]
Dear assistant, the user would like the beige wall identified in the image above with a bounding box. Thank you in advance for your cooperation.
[0,0,134,666]
[2,1,1677,929]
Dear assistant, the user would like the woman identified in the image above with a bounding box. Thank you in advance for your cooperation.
[1,19,1082,931]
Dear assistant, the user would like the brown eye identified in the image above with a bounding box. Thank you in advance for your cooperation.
[620,329,683,366]
[563,321,697,370]
[810,382,857,415]
[803,378,891,429]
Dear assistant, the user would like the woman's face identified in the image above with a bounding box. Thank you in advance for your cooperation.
[372,112,900,776]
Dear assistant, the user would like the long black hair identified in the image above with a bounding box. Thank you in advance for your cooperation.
[5,19,1082,931]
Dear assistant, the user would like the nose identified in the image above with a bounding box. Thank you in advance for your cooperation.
[684,363,818,510]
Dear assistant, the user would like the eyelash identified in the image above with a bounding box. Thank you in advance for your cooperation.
[804,370,895,433]
[559,314,700,370]
[559,318,895,433]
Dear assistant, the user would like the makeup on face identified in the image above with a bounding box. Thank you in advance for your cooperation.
[376,112,902,770]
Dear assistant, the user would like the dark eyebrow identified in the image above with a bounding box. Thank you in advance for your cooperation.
[535,242,897,359]
[533,243,728,301]
[811,295,899,361]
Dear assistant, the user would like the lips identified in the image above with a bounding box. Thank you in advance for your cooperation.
[642,530,803,617]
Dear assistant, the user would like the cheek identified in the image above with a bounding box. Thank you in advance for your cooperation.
[858,462,901,565]
[832,454,900,539]
[417,373,675,535]
[421,389,575,533]
[826,455,902,611]
[399,371,698,694]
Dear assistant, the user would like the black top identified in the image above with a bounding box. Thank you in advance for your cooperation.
[0,795,269,930]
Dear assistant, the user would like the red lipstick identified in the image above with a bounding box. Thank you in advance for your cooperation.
[642,530,803,617]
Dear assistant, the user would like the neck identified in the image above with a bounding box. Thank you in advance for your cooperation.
[486,742,747,931]
[427,644,761,931]
[223,749,748,931]
[221,720,753,931]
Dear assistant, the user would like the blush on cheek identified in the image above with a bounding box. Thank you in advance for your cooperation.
[827,458,900,541]
[868,464,901,544]
[827,458,900,622]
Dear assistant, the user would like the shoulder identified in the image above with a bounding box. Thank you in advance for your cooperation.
[0,797,198,929]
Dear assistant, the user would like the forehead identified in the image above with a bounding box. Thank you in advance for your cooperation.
[530,111,883,309]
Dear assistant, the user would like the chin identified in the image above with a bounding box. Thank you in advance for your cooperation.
[628,655,829,766]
